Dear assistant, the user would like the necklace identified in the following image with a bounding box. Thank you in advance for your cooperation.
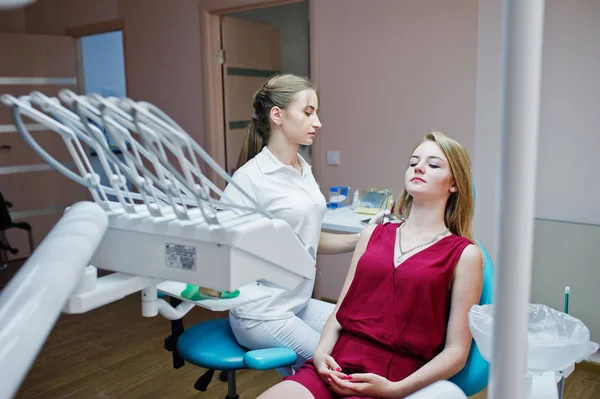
[396,223,449,263]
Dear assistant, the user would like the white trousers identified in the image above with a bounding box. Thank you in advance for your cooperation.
[229,298,335,375]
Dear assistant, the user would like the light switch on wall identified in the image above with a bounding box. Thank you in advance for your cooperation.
[326,151,340,165]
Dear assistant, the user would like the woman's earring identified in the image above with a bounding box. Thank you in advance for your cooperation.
[450,187,456,192]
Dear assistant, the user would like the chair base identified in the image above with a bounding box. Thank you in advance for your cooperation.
[194,369,215,391]
[225,370,239,399]
[219,370,228,381]
[194,369,238,399]
[0,225,34,271]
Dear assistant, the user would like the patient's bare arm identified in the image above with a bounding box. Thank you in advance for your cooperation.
[313,225,376,381]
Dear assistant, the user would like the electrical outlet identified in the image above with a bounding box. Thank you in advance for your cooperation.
[326,151,340,165]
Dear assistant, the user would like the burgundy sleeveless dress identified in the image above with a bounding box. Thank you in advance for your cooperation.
[284,222,472,399]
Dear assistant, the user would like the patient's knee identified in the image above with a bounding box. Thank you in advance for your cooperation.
[257,380,314,399]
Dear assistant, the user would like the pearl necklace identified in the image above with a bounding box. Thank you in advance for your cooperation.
[396,223,449,263]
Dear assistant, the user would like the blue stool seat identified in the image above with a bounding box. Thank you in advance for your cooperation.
[178,318,247,370]
[177,317,297,397]
[177,318,297,370]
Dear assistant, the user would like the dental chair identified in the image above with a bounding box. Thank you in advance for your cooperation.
[447,182,495,396]
[449,241,494,396]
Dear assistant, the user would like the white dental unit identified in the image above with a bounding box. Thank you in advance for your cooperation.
[0,0,595,399]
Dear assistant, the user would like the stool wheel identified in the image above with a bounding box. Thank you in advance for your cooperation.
[164,335,176,352]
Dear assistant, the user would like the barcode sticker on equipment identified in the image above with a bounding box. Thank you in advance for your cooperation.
[165,243,196,271]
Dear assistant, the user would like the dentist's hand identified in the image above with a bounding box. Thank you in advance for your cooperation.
[367,209,391,224]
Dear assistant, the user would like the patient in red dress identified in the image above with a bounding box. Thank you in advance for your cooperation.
[257,132,483,399]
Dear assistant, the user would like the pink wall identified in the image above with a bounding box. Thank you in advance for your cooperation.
[12,0,205,147]
[23,0,121,34]
[119,0,204,145]
[311,0,478,300]
[0,7,26,33]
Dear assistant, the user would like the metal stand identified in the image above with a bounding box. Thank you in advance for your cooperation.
[226,370,239,399]
[489,1,546,399]
[163,297,185,369]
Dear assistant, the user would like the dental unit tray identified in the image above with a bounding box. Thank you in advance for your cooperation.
[0,90,316,313]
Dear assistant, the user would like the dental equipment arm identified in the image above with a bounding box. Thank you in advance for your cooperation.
[0,202,108,399]
[0,91,315,294]
[0,89,318,319]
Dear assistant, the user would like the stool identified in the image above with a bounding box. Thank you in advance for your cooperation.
[177,318,297,399]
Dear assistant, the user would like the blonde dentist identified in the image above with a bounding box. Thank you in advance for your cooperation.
[221,74,380,374]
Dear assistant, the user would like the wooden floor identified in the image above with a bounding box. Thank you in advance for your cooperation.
[12,292,281,399]
[470,363,600,399]
[2,261,600,399]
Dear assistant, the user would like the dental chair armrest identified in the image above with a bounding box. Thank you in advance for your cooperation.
[243,348,297,370]
[404,381,467,399]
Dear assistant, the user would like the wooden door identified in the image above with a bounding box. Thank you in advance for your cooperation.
[221,16,281,174]
[0,33,90,260]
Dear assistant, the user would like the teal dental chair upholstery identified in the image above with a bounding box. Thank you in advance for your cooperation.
[448,241,495,396]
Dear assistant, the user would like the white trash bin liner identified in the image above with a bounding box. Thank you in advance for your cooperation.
[469,303,599,373]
